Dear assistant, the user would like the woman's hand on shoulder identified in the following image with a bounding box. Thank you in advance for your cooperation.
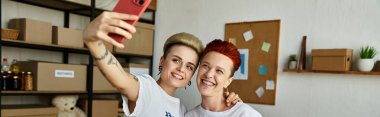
[224,91,243,107]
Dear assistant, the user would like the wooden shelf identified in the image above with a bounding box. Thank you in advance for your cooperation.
[283,69,380,75]
[1,90,121,95]
[13,0,104,16]
[1,104,53,109]
[12,0,155,24]
[92,90,120,95]
[2,39,88,53]
[1,39,152,59]
[0,91,88,95]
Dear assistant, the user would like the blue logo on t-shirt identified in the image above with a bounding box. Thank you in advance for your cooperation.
[165,111,173,117]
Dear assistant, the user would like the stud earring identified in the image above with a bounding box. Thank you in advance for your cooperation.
[157,66,162,75]
[185,81,192,90]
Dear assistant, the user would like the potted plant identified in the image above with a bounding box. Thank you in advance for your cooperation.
[358,46,377,72]
[288,54,297,69]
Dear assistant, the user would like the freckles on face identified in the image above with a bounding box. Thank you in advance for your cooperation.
[196,52,234,96]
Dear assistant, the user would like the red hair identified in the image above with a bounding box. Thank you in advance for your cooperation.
[202,39,241,72]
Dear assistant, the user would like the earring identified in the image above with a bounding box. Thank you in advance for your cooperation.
[157,66,162,75]
[185,81,191,90]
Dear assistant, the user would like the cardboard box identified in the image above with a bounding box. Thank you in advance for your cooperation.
[93,66,117,91]
[93,66,130,91]
[1,107,58,117]
[104,42,113,51]
[18,61,87,91]
[83,40,113,51]
[114,22,154,56]
[8,18,52,44]
[148,0,157,11]
[82,100,119,117]
[53,26,83,48]
[311,49,353,71]
[129,63,150,75]
[373,61,380,72]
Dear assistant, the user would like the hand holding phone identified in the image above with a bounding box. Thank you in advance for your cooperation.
[110,0,152,43]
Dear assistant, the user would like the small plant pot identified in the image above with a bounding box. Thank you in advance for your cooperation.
[358,59,374,72]
[288,61,297,69]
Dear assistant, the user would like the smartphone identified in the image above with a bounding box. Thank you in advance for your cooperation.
[110,0,152,43]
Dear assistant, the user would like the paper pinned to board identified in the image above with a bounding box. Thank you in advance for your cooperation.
[258,65,267,75]
[255,86,265,98]
[233,49,249,80]
[261,42,271,53]
[228,38,237,46]
[243,30,254,42]
[266,80,275,90]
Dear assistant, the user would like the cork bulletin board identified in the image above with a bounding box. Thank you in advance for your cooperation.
[225,20,280,105]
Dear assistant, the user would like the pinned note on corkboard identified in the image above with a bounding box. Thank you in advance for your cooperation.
[225,20,280,105]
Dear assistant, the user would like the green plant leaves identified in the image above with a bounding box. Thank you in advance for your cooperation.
[289,54,297,61]
[360,46,377,59]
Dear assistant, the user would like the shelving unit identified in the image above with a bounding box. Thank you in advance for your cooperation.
[1,0,155,117]
[283,69,380,76]
[1,91,88,95]
[12,0,156,25]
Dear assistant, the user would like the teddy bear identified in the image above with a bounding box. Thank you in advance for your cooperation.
[52,95,86,117]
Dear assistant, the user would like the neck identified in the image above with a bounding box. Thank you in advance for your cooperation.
[157,78,177,96]
[200,93,230,112]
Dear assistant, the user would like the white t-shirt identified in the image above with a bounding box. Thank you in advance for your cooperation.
[122,74,187,117]
[185,102,262,117]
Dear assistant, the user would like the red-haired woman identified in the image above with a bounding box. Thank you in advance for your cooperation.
[185,40,262,117]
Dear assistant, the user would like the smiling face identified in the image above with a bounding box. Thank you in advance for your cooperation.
[196,51,234,97]
[159,45,199,88]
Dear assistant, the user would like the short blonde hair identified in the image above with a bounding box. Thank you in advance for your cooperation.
[163,32,204,58]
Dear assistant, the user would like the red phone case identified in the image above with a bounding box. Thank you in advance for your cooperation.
[110,0,152,43]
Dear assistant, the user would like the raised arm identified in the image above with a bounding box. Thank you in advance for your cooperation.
[83,12,139,101]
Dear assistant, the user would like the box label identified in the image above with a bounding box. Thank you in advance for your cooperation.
[55,70,75,78]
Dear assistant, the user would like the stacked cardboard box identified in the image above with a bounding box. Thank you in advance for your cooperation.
[52,26,83,48]
[8,18,52,44]
[114,22,154,56]
[81,99,119,117]
[92,66,128,91]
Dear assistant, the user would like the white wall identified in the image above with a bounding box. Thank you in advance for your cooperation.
[153,0,380,117]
